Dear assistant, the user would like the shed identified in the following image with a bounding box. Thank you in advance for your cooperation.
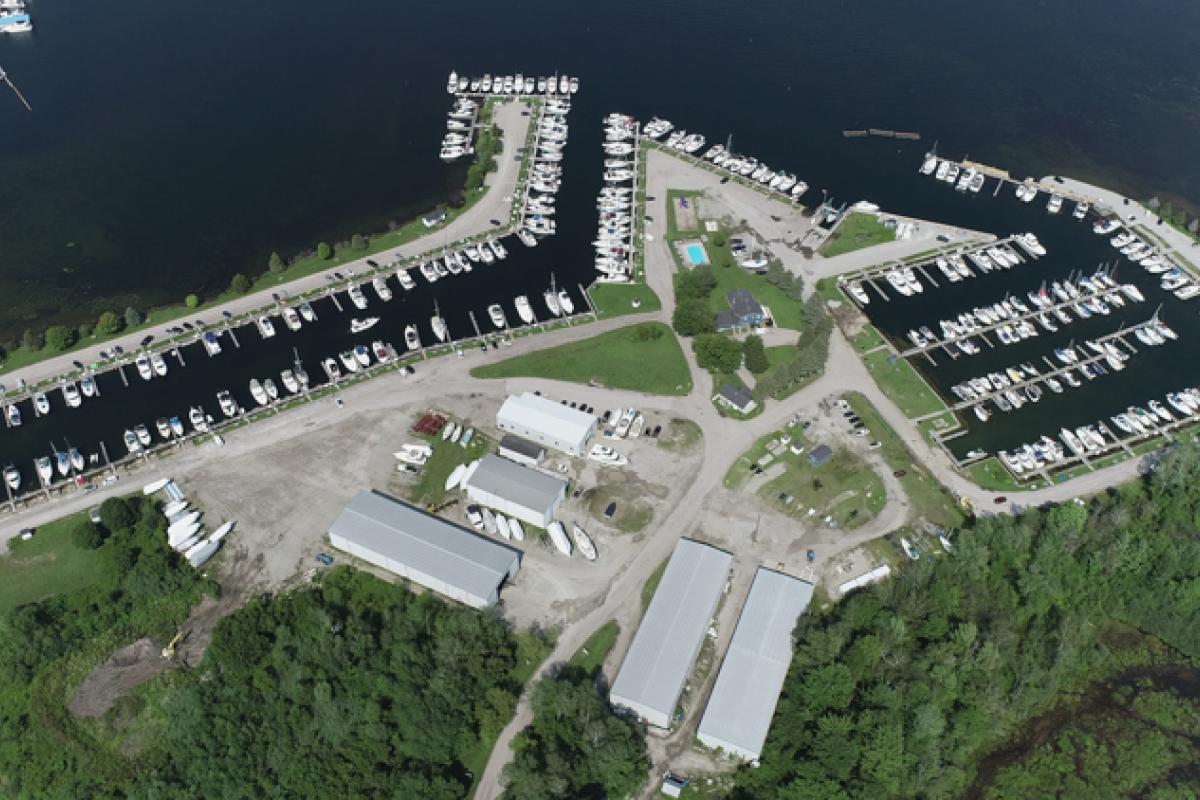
[328,490,521,609]
[697,568,814,760]
[713,384,757,415]
[463,454,566,528]
[609,539,733,729]
[496,392,597,456]
[498,434,545,467]
[422,208,447,228]
[807,444,833,467]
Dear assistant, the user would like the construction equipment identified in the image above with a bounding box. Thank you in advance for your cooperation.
[161,631,184,659]
[426,498,460,515]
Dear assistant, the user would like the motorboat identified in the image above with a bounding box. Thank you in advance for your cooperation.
[157,418,172,439]
[169,416,185,437]
[217,390,238,417]
[151,352,169,377]
[445,463,467,492]
[348,284,369,310]
[372,276,393,302]
[396,269,416,290]
[136,354,154,381]
[250,379,269,406]
[69,448,84,473]
[134,424,152,447]
[282,306,303,331]
[488,303,507,329]
[322,358,341,381]
[62,381,82,408]
[430,304,449,343]
[3,464,19,492]
[544,290,562,317]
[299,302,317,322]
[203,331,222,355]
[5,404,20,428]
[281,370,300,394]
[80,375,97,397]
[263,378,279,401]
[354,345,371,368]
[404,325,421,351]
[495,514,511,540]
[572,524,597,561]
[339,351,360,373]
[36,457,54,484]
[257,316,276,339]
[489,239,507,260]
[189,406,209,432]
[350,317,380,334]
[515,296,534,324]
[547,521,573,556]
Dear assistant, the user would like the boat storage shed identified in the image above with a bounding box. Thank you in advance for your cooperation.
[328,491,521,609]
[463,454,567,528]
[496,392,597,456]
[498,434,545,467]
[610,539,733,729]
[697,568,814,760]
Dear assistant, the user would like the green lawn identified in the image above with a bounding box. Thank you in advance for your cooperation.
[567,621,619,675]
[471,322,693,396]
[762,446,886,530]
[851,325,886,352]
[590,282,662,319]
[706,261,807,331]
[844,393,966,528]
[666,189,704,238]
[968,457,1026,492]
[583,484,654,534]
[861,349,947,418]
[405,426,492,509]
[0,510,106,613]
[814,276,846,304]
[819,212,896,257]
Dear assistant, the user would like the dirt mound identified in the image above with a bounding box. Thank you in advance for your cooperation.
[68,638,167,719]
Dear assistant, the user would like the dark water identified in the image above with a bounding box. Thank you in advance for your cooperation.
[2,0,1200,479]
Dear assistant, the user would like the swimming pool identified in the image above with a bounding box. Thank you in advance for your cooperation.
[685,242,709,266]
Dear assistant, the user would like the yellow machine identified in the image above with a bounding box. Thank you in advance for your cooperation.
[427,498,459,515]
[161,631,183,659]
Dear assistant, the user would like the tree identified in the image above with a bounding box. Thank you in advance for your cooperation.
[97,311,123,336]
[267,251,284,273]
[21,328,43,352]
[350,234,368,251]
[744,334,770,373]
[676,265,717,301]
[711,231,727,248]
[99,497,137,532]
[77,322,93,340]
[124,306,143,328]
[229,273,251,294]
[317,242,332,260]
[672,298,715,336]
[693,333,743,373]
[44,325,77,352]
[72,521,104,549]
[184,294,200,308]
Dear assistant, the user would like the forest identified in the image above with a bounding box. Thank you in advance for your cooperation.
[0,498,545,799]
[731,442,1200,799]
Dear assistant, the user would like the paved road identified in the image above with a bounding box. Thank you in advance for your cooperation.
[0,100,534,392]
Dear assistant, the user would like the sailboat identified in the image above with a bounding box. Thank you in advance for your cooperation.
[557,289,574,315]
[430,300,449,343]
[571,524,597,561]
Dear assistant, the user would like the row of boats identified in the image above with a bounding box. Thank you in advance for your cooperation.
[517,95,573,245]
[594,113,639,282]
[446,71,579,97]
[440,95,479,162]
[921,156,988,193]
[843,234,1045,305]
[904,271,1146,354]
[1102,227,1200,299]
[997,388,1200,476]
[148,480,233,569]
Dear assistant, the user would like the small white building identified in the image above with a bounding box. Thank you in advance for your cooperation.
[496,392,597,457]
[463,454,566,529]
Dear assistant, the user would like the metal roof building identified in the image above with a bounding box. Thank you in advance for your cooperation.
[697,568,814,760]
[463,454,567,528]
[328,491,521,609]
[498,433,545,467]
[496,392,597,456]
[610,539,732,729]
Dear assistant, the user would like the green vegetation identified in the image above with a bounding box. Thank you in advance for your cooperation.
[590,282,661,319]
[693,333,743,373]
[0,510,107,613]
[759,442,886,530]
[732,442,1200,799]
[406,423,492,508]
[584,485,654,534]
[472,322,692,396]
[861,348,947,418]
[743,334,770,374]
[819,212,896,257]
[567,621,619,676]
[844,393,966,528]
[851,325,886,352]
[466,122,502,191]
[666,189,703,238]
[658,417,703,453]
[968,457,1026,492]
[752,294,832,402]
[502,670,648,800]
[641,558,670,613]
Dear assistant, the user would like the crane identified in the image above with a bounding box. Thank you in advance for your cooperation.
[161,631,184,659]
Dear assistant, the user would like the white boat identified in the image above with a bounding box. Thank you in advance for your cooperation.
[203,332,222,356]
[449,423,462,443]
[150,352,169,377]
[488,303,507,329]
[515,296,534,324]
[372,276,393,302]
[170,416,186,436]
[156,418,172,439]
[547,521,573,556]
[299,302,317,322]
[544,290,561,317]
[3,464,18,493]
[445,463,467,491]
[257,316,276,339]
[350,317,379,334]
[5,404,20,428]
[482,508,497,535]
[283,307,303,331]
[404,325,420,351]
[217,390,238,416]
[396,269,416,290]
[62,381,82,408]
[136,354,154,381]
[348,284,369,310]
[169,521,203,550]
[571,524,597,561]
[281,370,300,394]
[322,357,341,381]
[143,477,170,495]
[35,457,53,484]
[80,375,97,397]
[900,538,919,560]
[354,345,371,368]
[263,379,279,401]
[189,406,209,432]
[557,290,574,315]
[249,379,269,406]
[134,424,152,447]
[430,303,449,342]
[495,514,511,540]
[167,510,201,538]
[163,500,189,518]
[509,518,525,542]
[339,351,359,373]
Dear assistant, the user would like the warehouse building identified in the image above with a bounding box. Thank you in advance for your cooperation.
[463,454,567,528]
[609,539,733,729]
[328,491,521,609]
[496,392,597,456]
[498,434,545,467]
[697,568,814,760]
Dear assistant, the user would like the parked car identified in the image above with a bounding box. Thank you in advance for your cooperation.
[316,553,334,566]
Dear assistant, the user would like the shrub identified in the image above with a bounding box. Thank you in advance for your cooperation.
[672,298,715,337]
[96,311,123,336]
[72,521,105,550]
[631,324,664,342]
[185,294,200,308]
[124,306,143,328]
[99,497,137,532]
[22,328,44,351]
[44,325,77,352]
[267,251,284,273]
[77,322,93,339]
[743,334,770,374]
[317,242,332,260]
[693,333,743,373]
[229,273,251,294]
[350,234,368,251]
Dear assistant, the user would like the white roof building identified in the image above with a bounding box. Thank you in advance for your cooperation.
[496,392,597,456]
[609,539,732,729]
[697,568,814,760]
[328,491,521,609]
[463,454,567,528]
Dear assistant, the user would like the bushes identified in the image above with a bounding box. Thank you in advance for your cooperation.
[96,311,123,336]
[672,298,715,336]
[124,306,143,328]
[21,328,44,352]
[743,334,770,374]
[44,325,77,352]
[99,496,137,532]
[693,333,743,373]
[316,242,332,260]
[184,294,200,308]
[350,233,368,251]
[229,273,251,294]
[764,262,805,301]
[267,251,284,273]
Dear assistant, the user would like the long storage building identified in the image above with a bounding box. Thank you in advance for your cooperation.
[697,567,814,760]
[463,454,567,528]
[328,490,521,609]
[609,539,732,729]
[496,392,597,456]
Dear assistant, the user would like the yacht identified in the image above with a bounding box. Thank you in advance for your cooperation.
[322,357,341,381]
[544,289,562,317]
[339,350,360,373]
[250,379,269,406]
[446,70,458,94]
[203,331,223,356]
[5,404,20,428]
[547,521,573,556]
[51,450,69,477]
[348,284,369,310]
[490,238,507,259]
[170,416,186,437]
[354,345,371,368]
[372,276,393,302]
[80,375,97,397]
[281,370,300,394]
[517,229,538,248]
[419,262,439,282]
[33,392,50,416]
[488,303,507,329]
[371,341,392,363]
[572,524,597,561]
[515,296,534,324]
[264,378,279,401]
[1073,200,1090,219]
[62,381,82,408]
[1047,194,1064,214]
[134,424,152,447]
[404,325,421,351]
[157,418,172,439]
[396,269,416,290]
[3,464,19,492]
[217,390,238,417]
[0,10,32,33]
[920,155,938,175]
[283,306,303,331]
[151,352,168,377]
[350,317,380,334]
[477,244,495,264]
[36,456,54,485]
[256,315,276,339]
[299,302,317,322]
[136,354,154,380]
[430,307,449,343]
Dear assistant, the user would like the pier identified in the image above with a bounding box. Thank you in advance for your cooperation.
[837,235,1026,302]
